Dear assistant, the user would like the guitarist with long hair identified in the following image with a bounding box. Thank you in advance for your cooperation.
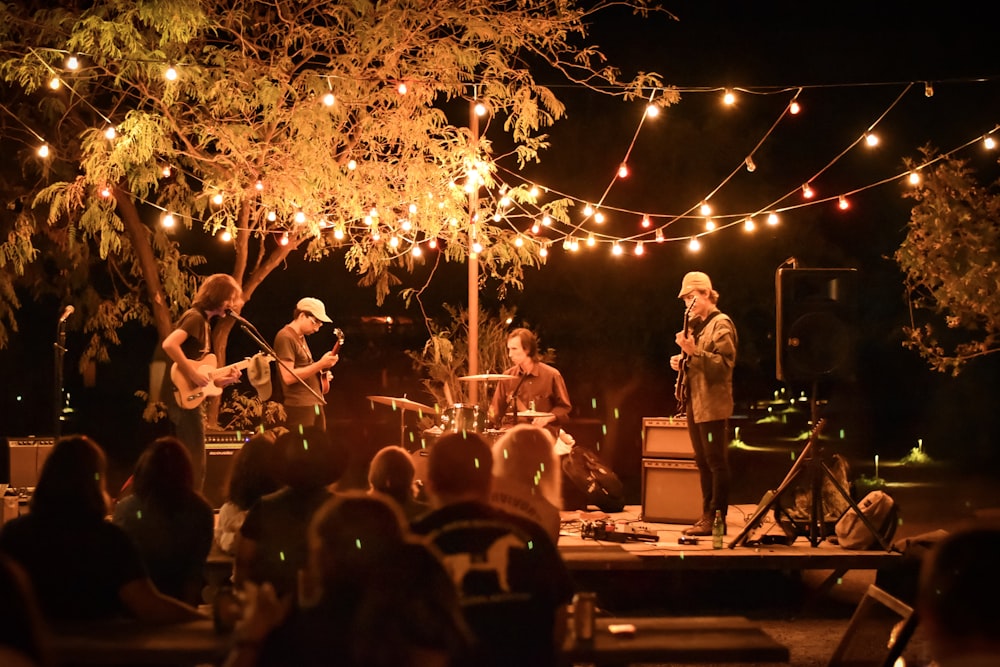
[161,273,244,491]
[669,272,738,537]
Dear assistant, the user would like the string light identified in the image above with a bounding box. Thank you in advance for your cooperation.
[411,244,422,256]
[655,229,664,243]
[722,89,736,105]
[266,211,277,222]
[801,183,815,199]
[744,156,756,172]
[924,82,934,98]
[704,218,716,231]
[65,55,79,70]
[864,133,879,147]
[640,215,651,228]
[162,213,175,228]
[220,229,232,242]
[645,104,660,118]
[211,193,223,206]
[104,126,116,140]
[397,82,408,95]
[907,171,921,185]
[474,101,487,116]
[254,179,263,190]
[634,241,644,256]
[593,210,605,224]
[838,195,850,210]
[699,201,712,216]
[48,77,61,90]
[617,162,629,178]
[688,237,701,251]
[582,203,593,217]
[323,92,335,107]
[767,212,779,226]
[789,100,801,115]
[280,232,289,246]
[541,214,551,226]
[985,135,997,150]
[164,65,177,81]
[162,165,172,178]
[611,242,622,255]
[294,211,306,224]
[37,144,50,158]
[586,233,596,247]
[743,217,755,232]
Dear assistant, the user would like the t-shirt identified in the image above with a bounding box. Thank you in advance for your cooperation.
[273,325,322,407]
[411,500,573,667]
[160,308,211,410]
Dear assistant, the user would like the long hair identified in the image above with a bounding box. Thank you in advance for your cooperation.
[29,435,109,521]
[492,424,562,508]
[191,273,241,311]
[131,437,199,506]
[225,429,283,510]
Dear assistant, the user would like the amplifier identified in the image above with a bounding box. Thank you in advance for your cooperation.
[6,437,55,489]
[204,433,247,510]
[640,458,702,524]
[641,417,693,458]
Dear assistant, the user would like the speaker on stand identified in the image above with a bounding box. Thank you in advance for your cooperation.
[776,267,858,384]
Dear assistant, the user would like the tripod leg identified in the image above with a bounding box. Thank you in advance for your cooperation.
[728,439,815,548]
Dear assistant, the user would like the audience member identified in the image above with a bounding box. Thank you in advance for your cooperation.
[490,425,562,543]
[918,525,1000,666]
[367,445,430,522]
[0,554,52,667]
[411,432,574,667]
[112,436,215,605]
[234,426,345,597]
[216,429,284,555]
[0,435,204,623]
[224,493,470,667]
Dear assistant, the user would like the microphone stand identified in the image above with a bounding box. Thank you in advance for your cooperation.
[226,311,326,406]
[507,372,529,424]
[53,317,68,440]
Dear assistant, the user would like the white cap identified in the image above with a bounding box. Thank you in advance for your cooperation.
[296,297,332,322]
[678,271,713,298]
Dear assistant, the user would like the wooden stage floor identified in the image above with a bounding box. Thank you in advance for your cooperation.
[556,505,901,577]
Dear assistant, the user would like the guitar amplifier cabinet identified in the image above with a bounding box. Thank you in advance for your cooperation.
[204,432,247,509]
[6,437,56,489]
[640,458,702,524]
[642,417,693,459]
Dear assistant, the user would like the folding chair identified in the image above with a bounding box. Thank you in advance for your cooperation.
[827,584,918,667]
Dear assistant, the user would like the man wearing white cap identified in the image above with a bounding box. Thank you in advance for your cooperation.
[273,297,339,432]
[669,271,738,536]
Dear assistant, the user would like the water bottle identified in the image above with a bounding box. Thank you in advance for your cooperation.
[712,509,724,549]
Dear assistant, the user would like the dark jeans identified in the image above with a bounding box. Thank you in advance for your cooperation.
[284,404,327,434]
[167,403,206,492]
[686,413,730,517]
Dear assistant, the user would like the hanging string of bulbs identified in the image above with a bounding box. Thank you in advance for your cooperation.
[7,46,1000,259]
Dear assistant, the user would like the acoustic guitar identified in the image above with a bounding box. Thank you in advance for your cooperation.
[319,328,345,395]
[171,353,273,409]
[673,296,697,410]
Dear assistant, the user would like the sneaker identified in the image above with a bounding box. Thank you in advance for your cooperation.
[683,517,713,536]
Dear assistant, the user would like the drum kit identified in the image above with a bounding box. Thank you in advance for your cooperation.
[366,372,554,448]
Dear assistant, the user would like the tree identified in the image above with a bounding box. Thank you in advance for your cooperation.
[0,0,671,381]
[897,149,1000,375]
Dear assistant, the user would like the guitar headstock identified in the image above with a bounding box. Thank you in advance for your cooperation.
[332,327,345,354]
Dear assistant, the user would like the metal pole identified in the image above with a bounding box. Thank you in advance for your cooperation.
[468,98,480,405]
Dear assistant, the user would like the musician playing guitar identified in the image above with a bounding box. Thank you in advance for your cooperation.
[273,297,339,432]
[669,271,738,537]
[161,273,244,492]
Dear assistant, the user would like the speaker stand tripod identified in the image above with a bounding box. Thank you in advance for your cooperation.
[728,405,892,551]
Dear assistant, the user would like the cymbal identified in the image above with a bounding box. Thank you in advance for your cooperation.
[459,373,512,382]
[517,410,555,418]
[366,395,435,413]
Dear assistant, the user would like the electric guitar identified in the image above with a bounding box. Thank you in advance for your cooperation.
[673,296,697,410]
[319,328,345,395]
[171,353,273,409]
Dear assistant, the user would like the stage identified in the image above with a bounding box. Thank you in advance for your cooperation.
[555,505,902,606]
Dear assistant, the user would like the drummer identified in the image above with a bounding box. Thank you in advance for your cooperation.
[489,327,572,440]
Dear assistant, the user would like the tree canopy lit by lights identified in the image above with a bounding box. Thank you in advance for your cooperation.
[0,0,671,368]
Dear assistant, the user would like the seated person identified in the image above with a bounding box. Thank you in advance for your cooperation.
[113,437,215,605]
[234,426,345,598]
[490,425,562,543]
[367,445,430,522]
[918,525,1000,666]
[0,435,204,624]
[215,429,283,555]
[224,493,470,667]
[411,432,574,667]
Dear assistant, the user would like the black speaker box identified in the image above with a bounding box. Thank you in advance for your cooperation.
[642,417,693,458]
[6,437,55,488]
[640,458,702,524]
[204,433,245,509]
[776,268,858,383]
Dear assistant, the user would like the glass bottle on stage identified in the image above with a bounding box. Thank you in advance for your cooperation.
[712,510,724,549]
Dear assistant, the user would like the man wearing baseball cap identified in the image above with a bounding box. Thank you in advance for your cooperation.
[669,271,738,537]
[273,297,339,432]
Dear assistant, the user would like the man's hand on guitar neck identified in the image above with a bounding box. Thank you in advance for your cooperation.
[674,330,698,357]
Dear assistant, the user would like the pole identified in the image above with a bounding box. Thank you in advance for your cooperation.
[53,313,69,439]
[468,98,480,405]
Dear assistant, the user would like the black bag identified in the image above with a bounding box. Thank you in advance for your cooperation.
[562,446,626,513]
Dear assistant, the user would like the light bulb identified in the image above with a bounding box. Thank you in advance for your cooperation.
[908,172,921,185]
[645,104,660,118]
[66,55,79,70]
[688,237,701,252]
[280,233,289,246]
[220,230,232,242]
[48,77,61,90]
[634,241,644,256]
[704,218,716,231]
[104,127,117,140]
[745,156,756,172]
[397,82,407,95]
[838,196,850,210]
[583,203,594,217]
[617,162,629,179]
[699,201,712,216]
[743,218,755,232]
[323,92,335,107]
[37,144,50,158]
[164,66,177,81]
[162,213,175,228]
[802,184,814,199]
[723,89,735,105]
[767,212,779,226]
[594,210,605,224]
[865,133,879,147]
[641,215,651,228]
[474,102,487,116]
[789,100,801,115]
[611,243,623,255]
[411,245,422,256]
[212,193,223,206]
[984,136,996,150]
[924,82,934,97]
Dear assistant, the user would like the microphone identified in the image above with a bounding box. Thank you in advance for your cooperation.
[58,305,74,324]
[507,372,529,422]
[224,308,251,326]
